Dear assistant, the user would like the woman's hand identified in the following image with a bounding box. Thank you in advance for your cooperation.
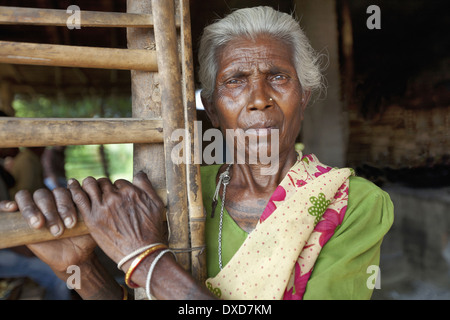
[68,171,167,267]
[0,188,97,273]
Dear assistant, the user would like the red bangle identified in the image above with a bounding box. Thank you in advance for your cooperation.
[124,244,167,288]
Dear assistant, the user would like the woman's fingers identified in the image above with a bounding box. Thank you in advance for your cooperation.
[132,171,164,209]
[81,176,102,204]
[33,188,64,237]
[15,190,45,229]
[52,187,78,229]
[15,188,77,236]
[98,177,117,194]
[68,178,91,216]
[113,178,133,190]
[0,200,18,212]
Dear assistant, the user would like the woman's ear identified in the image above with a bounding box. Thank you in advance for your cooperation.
[201,95,220,128]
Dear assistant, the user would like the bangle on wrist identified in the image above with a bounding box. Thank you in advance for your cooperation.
[120,285,128,300]
[145,249,177,300]
[124,244,168,288]
[117,242,165,270]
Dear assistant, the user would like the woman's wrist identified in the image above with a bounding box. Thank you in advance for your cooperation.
[123,250,215,300]
[54,254,124,300]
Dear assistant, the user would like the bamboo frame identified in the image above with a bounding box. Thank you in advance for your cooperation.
[126,0,167,299]
[0,0,207,295]
[0,211,89,250]
[152,0,191,272]
[179,0,207,283]
[0,41,158,71]
[0,118,163,147]
[0,187,168,250]
[0,6,180,28]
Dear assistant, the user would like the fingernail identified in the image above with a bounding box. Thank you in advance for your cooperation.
[29,216,39,228]
[64,217,73,228]
[68,178,75,186]
[50,225,60,236]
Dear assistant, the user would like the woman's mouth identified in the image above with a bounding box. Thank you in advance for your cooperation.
[244,127,277,136]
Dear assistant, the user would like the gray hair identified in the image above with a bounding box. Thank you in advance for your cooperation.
[198,6,325,102]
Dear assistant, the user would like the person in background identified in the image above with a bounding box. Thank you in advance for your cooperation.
[42,146,67,190]
[7,147,46,199]
[0,112,71,300]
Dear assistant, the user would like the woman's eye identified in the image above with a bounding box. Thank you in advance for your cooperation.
[226,79,243,86]
[271,74,288,82]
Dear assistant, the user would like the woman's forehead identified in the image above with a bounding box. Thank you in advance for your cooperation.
[216,36,296,75]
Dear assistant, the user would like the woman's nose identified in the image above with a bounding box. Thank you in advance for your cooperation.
[247,80,273,111]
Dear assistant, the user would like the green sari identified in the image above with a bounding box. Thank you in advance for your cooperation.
[201,154,393,300]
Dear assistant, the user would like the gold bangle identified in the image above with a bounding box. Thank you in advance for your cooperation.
[124,244,167,288]
[120,285,128,300]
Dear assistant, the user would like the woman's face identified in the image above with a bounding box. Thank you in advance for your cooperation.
[204,35,310,164]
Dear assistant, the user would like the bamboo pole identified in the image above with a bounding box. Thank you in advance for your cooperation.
[0,211,89,250]
[0,118,163,147]
[0,41,158,71]
[179,0,207,283]
[127,0,164,300]
[0,188,168,250]
[0,6,180,28]
[152,0,191,272]
[0,6,151,28]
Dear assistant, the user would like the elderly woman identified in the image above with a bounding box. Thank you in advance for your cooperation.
[0,7,393,300]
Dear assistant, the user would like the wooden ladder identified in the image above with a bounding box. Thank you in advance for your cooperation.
[0,0,206,294]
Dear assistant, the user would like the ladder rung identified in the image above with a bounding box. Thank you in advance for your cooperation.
[0,6,180,28]
[0,41,158,71]
[0,117,164,147]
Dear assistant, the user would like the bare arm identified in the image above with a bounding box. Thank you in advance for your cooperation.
[0,194,122,300]
[68,173,216,300]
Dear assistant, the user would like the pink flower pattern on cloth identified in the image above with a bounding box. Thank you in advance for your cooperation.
[266,154,351,300]
[260,186,286,223]
[315,206,347,247]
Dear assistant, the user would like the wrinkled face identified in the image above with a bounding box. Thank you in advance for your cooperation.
[203,35,310,163]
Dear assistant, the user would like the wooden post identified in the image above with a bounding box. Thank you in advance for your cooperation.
[179,0,207,284]
[152,0,191,272]
[127,0,165,300]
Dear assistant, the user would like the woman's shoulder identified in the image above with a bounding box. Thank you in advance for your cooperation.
[344,175,394,231]
[348,175,392,203]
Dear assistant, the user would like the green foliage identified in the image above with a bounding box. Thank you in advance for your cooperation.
[12,94,133,182]
[65,144,133,182]
[13,94,131,118]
